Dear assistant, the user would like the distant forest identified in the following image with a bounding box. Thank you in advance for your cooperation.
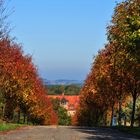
[46,84,81,95]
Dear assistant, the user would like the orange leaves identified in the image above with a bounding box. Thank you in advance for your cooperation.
[0,39,57,124]
[77,0,140,127]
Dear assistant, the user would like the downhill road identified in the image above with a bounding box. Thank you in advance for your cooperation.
[0,126,139,140]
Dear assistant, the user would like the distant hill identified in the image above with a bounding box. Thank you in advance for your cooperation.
[43,79,83,86]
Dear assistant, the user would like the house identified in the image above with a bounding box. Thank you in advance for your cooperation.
[48,94,79,116]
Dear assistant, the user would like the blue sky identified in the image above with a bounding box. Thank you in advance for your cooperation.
[8,0,122,81]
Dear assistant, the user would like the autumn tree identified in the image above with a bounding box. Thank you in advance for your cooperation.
[0,0,57,125]
[0,38,57,124]
[77,48,117,126]
[108,0,140,127]
[77,0,140,127]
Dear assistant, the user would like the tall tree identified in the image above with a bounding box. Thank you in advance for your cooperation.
[108,0,140,127]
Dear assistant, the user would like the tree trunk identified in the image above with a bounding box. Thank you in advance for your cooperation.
[138,117,140,127]
[27,114,30,124]
[131,94,137,127]
[1,106,3,119]
[102,110,107,126]
[23,113,26,124]
[95,111,99,127]
[89,109,93,126]
[124,115,126,126]
[17,110,20,123]
[110,102,114,126]
[4,99,14,121]
[118,96,122,126]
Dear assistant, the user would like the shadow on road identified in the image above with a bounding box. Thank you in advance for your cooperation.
[70,126,140,140]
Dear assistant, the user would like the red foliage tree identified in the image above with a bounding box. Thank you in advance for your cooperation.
[0,38,57,124]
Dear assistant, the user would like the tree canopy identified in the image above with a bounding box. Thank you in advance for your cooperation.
[76,0,140,127]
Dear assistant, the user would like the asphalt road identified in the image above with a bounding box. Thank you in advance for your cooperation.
[0,126,139,140]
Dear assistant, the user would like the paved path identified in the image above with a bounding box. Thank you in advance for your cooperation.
[0,126,139,140]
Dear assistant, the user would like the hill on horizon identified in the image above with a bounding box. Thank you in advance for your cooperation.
[44,79,83,86]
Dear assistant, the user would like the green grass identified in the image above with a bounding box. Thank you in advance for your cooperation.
[0,123,25,131]
[112,126,140,137]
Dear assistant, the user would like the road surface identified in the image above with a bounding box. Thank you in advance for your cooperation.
[0,126,139,140]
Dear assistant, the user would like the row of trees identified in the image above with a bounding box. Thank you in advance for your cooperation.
[76,0,140,127]
[47,84,81,95]
[0,38,57,125]
[0,0,57,125]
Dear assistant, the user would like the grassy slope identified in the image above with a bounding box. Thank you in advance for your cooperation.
[0,123,25,131]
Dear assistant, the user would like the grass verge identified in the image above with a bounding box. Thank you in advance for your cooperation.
[0,123,25,132]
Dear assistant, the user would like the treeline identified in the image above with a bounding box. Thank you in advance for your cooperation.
[76,0,140,127]
[47,84,81,95]
[0,1,57,125]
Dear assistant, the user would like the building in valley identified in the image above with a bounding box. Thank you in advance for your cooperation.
[49,94,79,116]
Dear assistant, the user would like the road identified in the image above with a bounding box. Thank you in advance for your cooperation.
[0,126,139,140]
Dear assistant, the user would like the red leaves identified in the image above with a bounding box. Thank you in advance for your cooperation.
[0,39,57,124]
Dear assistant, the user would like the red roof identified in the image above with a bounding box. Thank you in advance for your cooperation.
[48,95,79,110]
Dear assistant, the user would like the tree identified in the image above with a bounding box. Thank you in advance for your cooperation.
[0,0,15,41]
[0,38,57,124]
[77,0,140,128]
[108,0,140,127]
[58,107,71,125]
[0,0,57,125]
[51,98,71,125]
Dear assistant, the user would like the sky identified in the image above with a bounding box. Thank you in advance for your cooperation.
[8,0,122,81]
